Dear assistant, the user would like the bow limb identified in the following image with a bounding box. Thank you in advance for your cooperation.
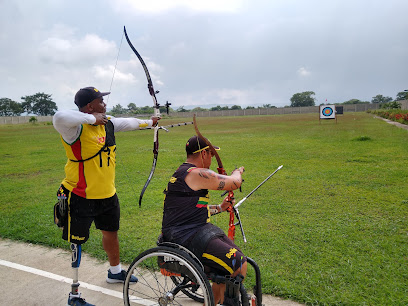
[193,114,225,175]
[123,26,160,207]
[123,26,161,118]
[138,143,158,207]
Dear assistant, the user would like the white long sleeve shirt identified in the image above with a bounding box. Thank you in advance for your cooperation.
[53,110,154,144]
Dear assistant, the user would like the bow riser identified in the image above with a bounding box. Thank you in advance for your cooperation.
[193,114,236,240]
[124,26,160,207]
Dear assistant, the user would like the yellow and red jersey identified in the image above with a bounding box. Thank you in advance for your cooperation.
[61,122,116,199]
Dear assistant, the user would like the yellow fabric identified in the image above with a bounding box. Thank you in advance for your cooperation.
[197,196,211,222]
[61,124,116,199]
[67,191,72,242]
[202,253,233,274]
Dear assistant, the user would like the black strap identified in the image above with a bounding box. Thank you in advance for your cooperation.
[70,143,107,163]
[69,121,115,166]
[163,189,208,197]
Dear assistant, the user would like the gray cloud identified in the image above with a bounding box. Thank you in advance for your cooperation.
[0,0,407,111]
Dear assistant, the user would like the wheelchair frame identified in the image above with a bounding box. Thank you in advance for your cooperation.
[123,242,262,306]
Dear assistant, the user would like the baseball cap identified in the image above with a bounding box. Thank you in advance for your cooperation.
[186,135,220,154]
[74,87,110,108]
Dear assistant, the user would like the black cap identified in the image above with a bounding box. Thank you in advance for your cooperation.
[74,87,110,108]
[186,135,220,154]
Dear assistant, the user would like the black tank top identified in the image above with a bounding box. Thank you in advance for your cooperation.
[162,163,210,245]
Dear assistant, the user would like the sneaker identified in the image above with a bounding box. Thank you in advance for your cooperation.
[67,293,95,306]
[106,269,138,284]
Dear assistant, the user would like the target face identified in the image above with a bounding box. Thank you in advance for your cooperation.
[320,105,336,119]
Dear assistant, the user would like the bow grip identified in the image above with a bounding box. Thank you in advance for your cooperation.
[217,167,227,176]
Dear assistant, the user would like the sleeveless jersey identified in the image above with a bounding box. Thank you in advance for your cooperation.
[60,121,116,199]
[162,163,210,245]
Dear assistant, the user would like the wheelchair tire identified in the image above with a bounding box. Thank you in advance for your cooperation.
[124,246,215,305]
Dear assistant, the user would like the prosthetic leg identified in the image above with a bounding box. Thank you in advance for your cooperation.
[67,243,94,305]
[70,243,82,297]
[222,275,244,306]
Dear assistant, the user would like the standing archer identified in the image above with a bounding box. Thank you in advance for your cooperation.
[53,86,160,306]
[161,135,246,305]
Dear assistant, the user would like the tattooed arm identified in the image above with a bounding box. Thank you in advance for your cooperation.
[185,167,244,191]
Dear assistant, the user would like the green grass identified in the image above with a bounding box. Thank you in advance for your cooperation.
[1,113,407,305]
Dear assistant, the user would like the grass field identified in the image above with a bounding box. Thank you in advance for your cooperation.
[1,112,407,305]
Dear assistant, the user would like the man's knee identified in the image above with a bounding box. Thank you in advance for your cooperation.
[232,260,247,278]
[102,230,118,240]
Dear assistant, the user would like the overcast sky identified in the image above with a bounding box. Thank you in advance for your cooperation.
[1,0,407,111]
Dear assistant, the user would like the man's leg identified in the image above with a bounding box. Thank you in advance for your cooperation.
[232,261,247,278]
[101,230,120,266]
[217,262,247,305]
[102,230,138,283]
[212,283,226,305]
[62,189,95,305]
[201,235,248,305]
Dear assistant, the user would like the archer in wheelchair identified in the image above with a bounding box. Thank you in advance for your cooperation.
[160,135,246,305]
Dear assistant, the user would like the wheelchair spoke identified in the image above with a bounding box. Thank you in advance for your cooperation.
[124,246,214,305]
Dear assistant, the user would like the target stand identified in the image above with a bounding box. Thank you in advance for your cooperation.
[319,105,337,124]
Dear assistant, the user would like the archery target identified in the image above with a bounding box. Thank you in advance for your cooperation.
[320,105,336,119]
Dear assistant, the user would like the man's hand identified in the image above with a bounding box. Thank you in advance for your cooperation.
[151,116,161,126]
[220,195,235,212]
[232,166,245,175]
[93,113,108,125]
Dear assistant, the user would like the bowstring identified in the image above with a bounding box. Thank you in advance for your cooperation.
[107,30,124,104]
[108,29,138,205]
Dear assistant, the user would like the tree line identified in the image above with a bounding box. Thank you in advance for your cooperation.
[108,90,407,116]
[1,90,407,117]
[288,90,408,109]
[0,93,57,116]
[107,102,278,116]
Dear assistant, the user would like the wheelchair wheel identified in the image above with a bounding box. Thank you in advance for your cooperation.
[124,246,214,306]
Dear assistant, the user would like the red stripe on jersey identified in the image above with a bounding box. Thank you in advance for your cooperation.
[71,140,87,198]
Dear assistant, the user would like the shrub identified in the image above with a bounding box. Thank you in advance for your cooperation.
[369,109,408,125]
[380,101,401,109]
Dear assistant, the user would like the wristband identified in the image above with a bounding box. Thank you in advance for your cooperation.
[209,206,219,214]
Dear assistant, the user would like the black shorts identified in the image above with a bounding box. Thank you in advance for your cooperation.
[201,234,247,276]
[59,185,120,245]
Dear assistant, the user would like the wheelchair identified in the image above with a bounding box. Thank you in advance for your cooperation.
[123,242,262,305]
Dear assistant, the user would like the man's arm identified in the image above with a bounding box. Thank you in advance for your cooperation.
[110,116,160,132]
[53,110,99,144]
[185,167,244,191]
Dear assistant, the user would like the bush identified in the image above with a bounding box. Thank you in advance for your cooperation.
[369,109,408,125]
[380,101,401,109]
